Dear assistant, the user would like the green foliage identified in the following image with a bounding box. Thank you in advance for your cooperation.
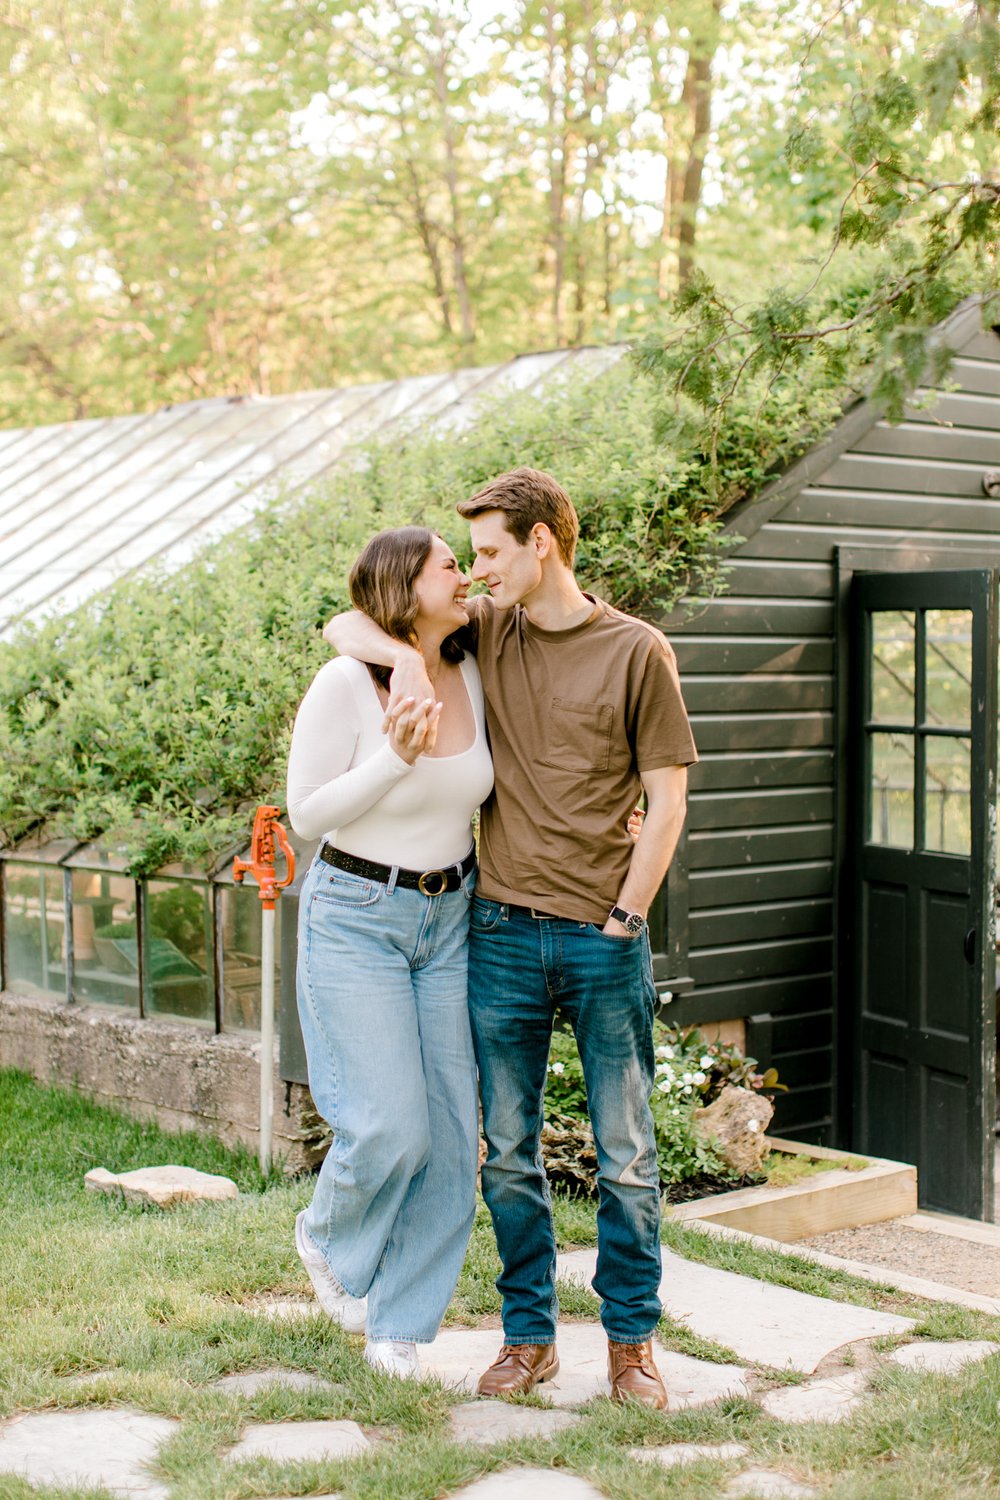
[545,1021,779,1187]
[0,363,728,872]
[638,0,1000,476]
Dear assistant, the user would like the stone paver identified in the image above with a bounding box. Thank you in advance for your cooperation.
[0,1408,178,1497]
[448,1469,608,1499]
[760,1370,868,1423]
[212,1368,338,1394]
[629,1442,750,1468]
[450,1402,580,1446]
[558,1247,914,1371]
[421,1322,751,1407]
[248,1297,323,1321]
[726,1470,818,1498]
[887,1339,1000,1374]
[225,1420,370,1463]
[85,1164,237,1207]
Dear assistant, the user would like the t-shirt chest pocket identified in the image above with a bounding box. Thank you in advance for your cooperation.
[541,698,614,774]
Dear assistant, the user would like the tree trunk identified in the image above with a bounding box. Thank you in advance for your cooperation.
[430,19,476,347]
[676,0,721,290]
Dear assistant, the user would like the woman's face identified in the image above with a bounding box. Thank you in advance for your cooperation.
[412,536,470,633]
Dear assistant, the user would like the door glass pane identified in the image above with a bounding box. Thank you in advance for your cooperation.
[869,732,914,847]
[925,608,972,728]
[144,879,215,1026]
[925,736,971,855]
[74,871,140,1011]
[4,863,65,1000]
[871,611,916,723]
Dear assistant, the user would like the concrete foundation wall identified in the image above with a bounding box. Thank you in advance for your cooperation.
[0,990,327,1174]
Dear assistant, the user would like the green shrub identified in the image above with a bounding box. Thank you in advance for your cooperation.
[545,1021,781,1188]
[0,361,733,872]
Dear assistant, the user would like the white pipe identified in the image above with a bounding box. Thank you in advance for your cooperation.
[259,906,275,1175]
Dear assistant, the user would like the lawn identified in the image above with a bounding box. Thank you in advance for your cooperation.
[1,1068,999,1500]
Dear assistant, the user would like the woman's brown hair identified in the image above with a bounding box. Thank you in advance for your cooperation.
[348,526,465,690]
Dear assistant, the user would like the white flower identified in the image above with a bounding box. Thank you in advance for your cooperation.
[549,1062,565,1075]
[693,1071,707,1085]
[747,1119,760,1133]
[661,1045,675,1059]
[681,1072,693,1085]
[700,1055,713,1068]
[657,1080,671,1093]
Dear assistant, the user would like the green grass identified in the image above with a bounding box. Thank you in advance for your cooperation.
[2,1068,999,1500]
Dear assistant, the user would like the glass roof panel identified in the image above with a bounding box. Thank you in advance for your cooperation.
[2,348,620,639]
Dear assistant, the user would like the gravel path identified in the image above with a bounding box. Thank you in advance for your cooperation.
[801,1143,1000,1298]
[802,1220,1000,1297]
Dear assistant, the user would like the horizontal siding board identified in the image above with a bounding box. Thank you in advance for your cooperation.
[688,787,833,832]
[664,971,832,1027]
[770,1010,833,1052]
[957,329,1000,362]
[771,1086,832,1134]
[690,862,833,907]
[818,452,1000,497]
[691,712,832,752]
[662,597,832,637]
[690,749,834,791]
[854,420,1000,465]
[682,675,833,713]
[737,521,1000,563]
[768,1047,833,1090]
[691,935,832,986]
[720,558,834,599]
[690,898,833,946]
[784,487,1000,531]
[672,637,832,673]
[903,389,1000,427]
[938,357,1000,397]
[688,824,833,867]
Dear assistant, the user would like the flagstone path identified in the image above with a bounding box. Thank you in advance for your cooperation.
[1,1247,997,1500]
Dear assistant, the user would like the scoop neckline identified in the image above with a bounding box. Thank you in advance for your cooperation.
[361,656,480,762]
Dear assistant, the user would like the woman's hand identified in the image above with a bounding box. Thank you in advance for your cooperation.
[627,806,645,843]
[386,696,443,765]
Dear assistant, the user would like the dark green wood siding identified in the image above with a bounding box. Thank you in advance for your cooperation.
[658,306,1000,1143]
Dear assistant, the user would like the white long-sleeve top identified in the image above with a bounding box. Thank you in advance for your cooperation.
[286,654,493,870]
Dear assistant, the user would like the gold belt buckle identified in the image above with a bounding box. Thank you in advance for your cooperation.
[418,868,448,897]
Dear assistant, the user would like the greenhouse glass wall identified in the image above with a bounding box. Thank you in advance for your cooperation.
[0,833,309,1039]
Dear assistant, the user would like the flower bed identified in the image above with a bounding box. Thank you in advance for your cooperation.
[541,1021,780,1199]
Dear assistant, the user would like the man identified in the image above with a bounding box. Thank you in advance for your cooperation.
[325,468,696,1407]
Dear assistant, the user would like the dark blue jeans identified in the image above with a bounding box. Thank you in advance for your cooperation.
[468,898,662,1345]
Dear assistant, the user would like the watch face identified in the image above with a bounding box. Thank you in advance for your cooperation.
[624,912,644,935]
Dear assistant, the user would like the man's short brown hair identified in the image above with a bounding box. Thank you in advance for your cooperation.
[457,467,579,566]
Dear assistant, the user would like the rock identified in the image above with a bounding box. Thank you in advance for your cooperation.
[759,1370,868,1423]
[84,1164,237,1207]
[693,1086,773,1176]
[225,1420,369,1463]
[450,1403,580,1447]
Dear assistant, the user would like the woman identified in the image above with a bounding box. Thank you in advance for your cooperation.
[286,526,493,1378]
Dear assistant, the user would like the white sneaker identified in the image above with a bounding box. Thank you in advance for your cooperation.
[364,1339,420,1378]
[294,1211,367,1333]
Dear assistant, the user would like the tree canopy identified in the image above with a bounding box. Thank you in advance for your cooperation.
[3,0,995,430]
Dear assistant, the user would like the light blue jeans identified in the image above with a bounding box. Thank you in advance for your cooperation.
[296,853,479,1342]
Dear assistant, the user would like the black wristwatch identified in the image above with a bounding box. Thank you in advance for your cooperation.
[609,905,644,936]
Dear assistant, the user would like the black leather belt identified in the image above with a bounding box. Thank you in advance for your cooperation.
[319,842,475,897]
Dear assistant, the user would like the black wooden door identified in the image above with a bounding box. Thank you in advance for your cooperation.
[850,569,997,1219]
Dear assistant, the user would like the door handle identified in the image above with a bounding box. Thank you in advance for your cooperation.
[963,928,977,965]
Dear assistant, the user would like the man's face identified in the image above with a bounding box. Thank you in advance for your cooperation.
[469,511,543,609]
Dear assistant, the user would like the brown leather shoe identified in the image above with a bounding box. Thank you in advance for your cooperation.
[608,1339,668,1409]
[476,1342,559,1397]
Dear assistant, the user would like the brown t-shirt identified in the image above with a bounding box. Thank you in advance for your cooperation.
[465,594,697,924]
